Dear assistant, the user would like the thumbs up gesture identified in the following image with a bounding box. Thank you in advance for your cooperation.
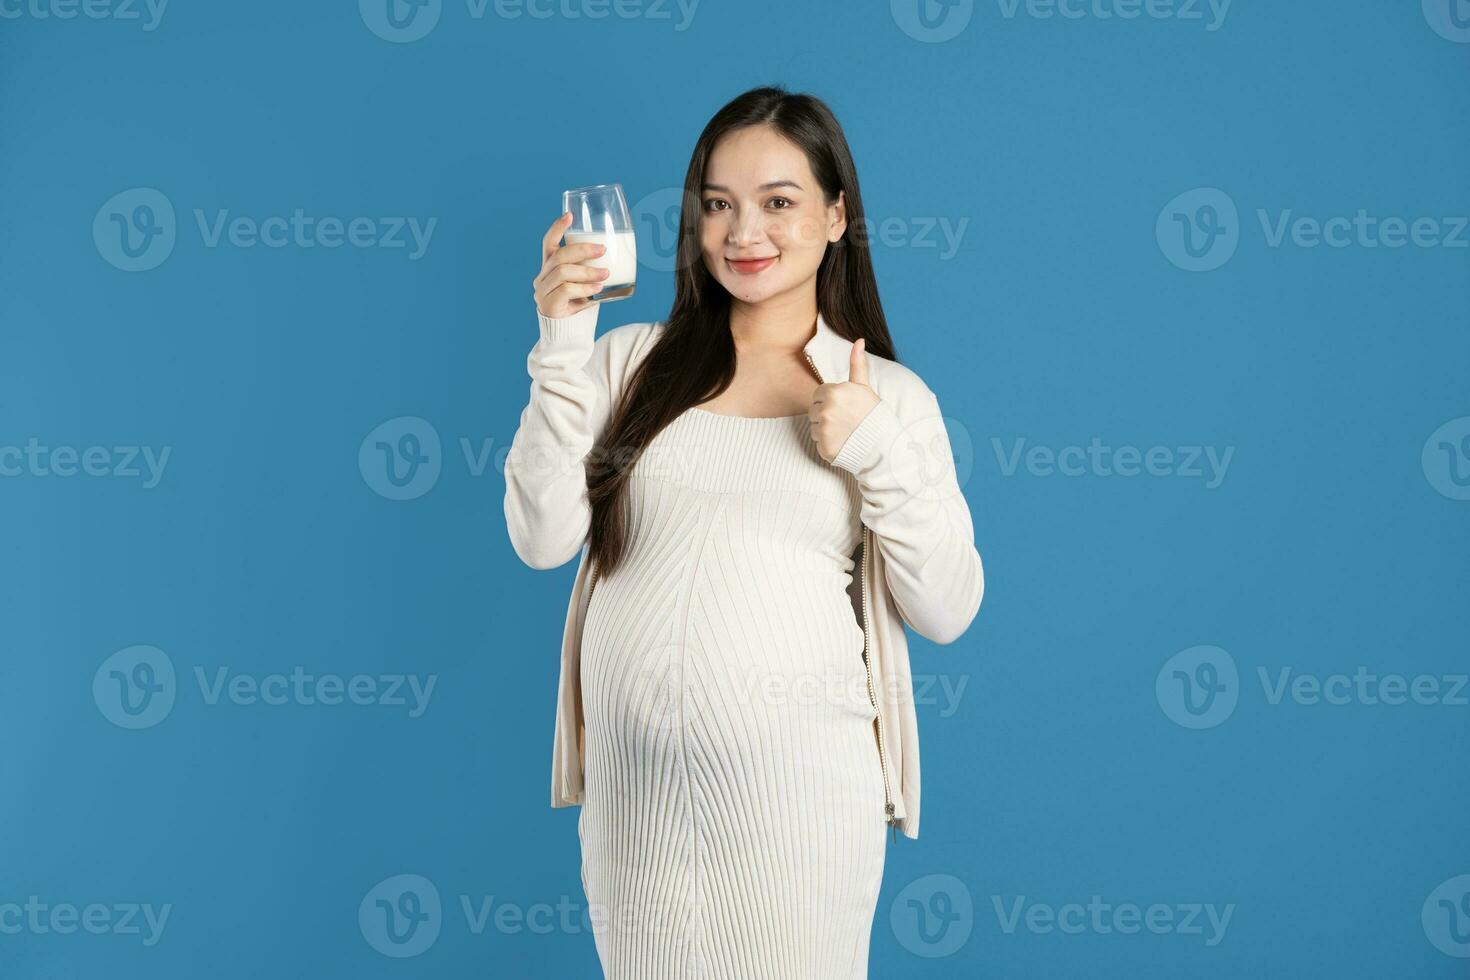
[810,338,882,463]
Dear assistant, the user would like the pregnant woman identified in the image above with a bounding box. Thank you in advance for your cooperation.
[504,85,984,979]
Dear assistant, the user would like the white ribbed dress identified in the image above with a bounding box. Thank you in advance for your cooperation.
[577,405,889,979]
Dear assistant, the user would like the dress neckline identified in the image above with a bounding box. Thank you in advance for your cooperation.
[687,406,807,422]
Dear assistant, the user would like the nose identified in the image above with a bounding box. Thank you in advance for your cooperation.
[727,206,767,249]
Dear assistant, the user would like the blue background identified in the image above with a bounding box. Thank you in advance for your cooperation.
[2,0,1468,976]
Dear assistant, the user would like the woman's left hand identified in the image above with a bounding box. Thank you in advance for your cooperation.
[810,338,882,463]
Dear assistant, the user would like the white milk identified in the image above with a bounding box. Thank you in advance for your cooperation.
[565,229,637,291]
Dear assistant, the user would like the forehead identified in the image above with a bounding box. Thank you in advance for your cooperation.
[704,125,814,189]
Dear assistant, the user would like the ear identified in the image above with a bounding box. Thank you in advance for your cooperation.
[848,337,869,387]
[829,189,847,243]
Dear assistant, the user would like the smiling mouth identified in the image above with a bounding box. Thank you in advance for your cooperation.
[727,256,778,274]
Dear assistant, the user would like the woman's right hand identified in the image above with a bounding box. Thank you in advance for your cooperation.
[534,212,611,318]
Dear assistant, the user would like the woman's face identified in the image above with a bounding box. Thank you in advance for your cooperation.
[698,125,846,307]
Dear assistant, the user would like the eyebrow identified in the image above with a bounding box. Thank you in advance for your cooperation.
[701,180,804,193]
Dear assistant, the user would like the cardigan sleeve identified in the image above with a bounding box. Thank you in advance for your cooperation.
[503,302,616,570]
[831,386,985,645]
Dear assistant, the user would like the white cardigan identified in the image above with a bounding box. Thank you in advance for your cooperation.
[503,304,985,839]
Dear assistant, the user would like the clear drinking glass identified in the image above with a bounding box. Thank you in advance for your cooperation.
[561,183,637,303]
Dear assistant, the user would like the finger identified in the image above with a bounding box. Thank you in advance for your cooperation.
[542,212,573,265]
[553,241,607,267]
[541,261,611,287]
[549,280,606,305]
[849,338,869,387]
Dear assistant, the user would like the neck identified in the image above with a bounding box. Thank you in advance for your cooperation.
[727,292,818,356]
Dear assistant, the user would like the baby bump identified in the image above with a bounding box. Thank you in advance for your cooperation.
[583,560,874,723]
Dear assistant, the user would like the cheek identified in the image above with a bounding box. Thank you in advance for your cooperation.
[701,211,729,243]
[772,213,828,251]
[699,221,722,257]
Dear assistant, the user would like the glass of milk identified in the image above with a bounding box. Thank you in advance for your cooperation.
[561,183,637,303]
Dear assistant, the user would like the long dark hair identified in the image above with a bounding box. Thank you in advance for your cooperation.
[586,85,900,579]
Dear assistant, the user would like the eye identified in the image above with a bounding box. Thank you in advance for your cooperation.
[703,199,728,213]
[769,197,793,209]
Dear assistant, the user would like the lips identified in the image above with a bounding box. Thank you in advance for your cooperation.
[727,255,777,275]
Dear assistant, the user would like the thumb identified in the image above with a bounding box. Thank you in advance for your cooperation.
[848,338,869,387]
